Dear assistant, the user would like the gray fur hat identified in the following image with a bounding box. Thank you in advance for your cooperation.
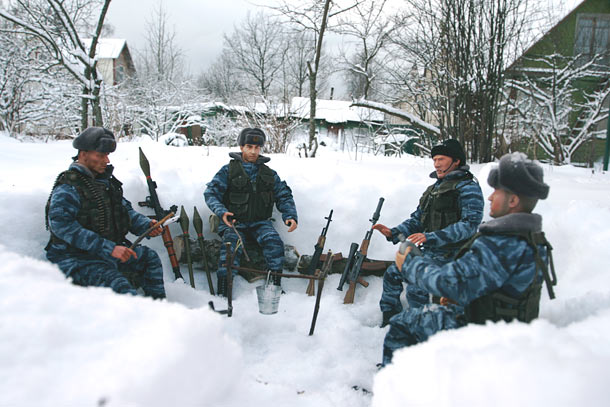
[238,128,265,146]
[487,152,549,199]
[73,127,116,153]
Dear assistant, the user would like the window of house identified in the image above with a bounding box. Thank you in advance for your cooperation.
[574,13,610,67]
[116,65,125,84]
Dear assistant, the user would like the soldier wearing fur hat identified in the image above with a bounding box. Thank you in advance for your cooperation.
[45,127,166,299]
[374,138,484,325]
[204,127,298,295]
[380,152,556,367]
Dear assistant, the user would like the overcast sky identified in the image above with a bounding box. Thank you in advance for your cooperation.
[105,0,583,79]
[106,0,278,75]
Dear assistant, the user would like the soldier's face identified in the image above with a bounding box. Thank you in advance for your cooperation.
[241,144,261,163]
[78,151,110,174]
[433,155,459,179]
[488,188,512,218]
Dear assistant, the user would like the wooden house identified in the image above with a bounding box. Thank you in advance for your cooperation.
[83,38,136,86]
[506,0,610,164]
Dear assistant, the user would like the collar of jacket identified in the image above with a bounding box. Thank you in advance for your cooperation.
[429,165,471,180]
[479,212,542,234]
[69,162,114,180]
[229,151,271,165]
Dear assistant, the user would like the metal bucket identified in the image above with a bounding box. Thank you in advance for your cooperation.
[256,271,282,315]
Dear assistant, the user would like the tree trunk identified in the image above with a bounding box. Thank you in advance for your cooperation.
[306,0,331,158]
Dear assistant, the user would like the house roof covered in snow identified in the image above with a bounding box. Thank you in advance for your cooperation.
[290,97,384,124]
[82,38,127,59]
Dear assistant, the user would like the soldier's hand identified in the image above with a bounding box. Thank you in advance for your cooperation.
[148,220,163,237]
[111,245,137,263]
[372,223,392,237]
[439,297,457,306]
[222,212,235,227]
[395,245,412,270]
[285,219,297,232]
[407,233,427,245]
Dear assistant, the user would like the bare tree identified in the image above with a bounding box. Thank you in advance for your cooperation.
[383,0,535,162]
[0,0,112,130]
[223,11,287,98]
[338,0,394,99]
[272,0,359,157]
[502,54,610,165]
[136,2,184,83]
[197,50,247,103]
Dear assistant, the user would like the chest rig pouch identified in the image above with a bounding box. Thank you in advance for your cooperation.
[419,173,473,232]
[460,230,557,324]
[45,169,131,247]
[224,159,275,223]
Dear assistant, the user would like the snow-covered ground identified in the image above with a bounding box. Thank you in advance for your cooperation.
[1,133,609,406]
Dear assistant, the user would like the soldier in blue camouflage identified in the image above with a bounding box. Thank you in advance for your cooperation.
[204,128,298,296]
[45,127,166,299]
[374,139,484,324]
[380,152,556,366]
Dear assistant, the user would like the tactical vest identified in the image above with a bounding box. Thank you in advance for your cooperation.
[45,169,131,247]
[419,173,474,243]
[223,159,275,223]
[458,230,557,324]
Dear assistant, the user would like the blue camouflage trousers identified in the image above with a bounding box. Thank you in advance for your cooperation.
[52,246,166,299]
[380,250,456,313]
[382,303,466,366]
[380,263,430,314]
[217,220,284,278]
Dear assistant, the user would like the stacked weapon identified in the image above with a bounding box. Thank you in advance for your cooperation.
[209,242,235,317]
[138,148,183,281]
[305,209,333,296]
[338,197,384,304]
[128,212,178,250]
[179,206,195,288]
[193,207,215,295]
[309,250,334,336]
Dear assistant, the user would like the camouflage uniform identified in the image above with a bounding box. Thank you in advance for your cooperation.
[382,213,550,365]
[45,163,166,299]
[380,167,484,311]
[204,152,297,280]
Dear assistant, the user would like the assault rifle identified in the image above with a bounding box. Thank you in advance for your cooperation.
[338,197,384,304]
[305,209,333,296]
[138,147,183,281]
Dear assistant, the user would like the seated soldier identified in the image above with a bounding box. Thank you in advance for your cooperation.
[381,152,556,366]
[204,128,298,295]
[45,127,166,299]
[374,139,484,326]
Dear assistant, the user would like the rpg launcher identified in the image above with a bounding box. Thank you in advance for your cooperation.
[305,209,333,296]
[338,197,384,304]
[138,147,183,281]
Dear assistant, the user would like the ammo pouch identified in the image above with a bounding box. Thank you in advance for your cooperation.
[223,160,275,223]
[458,229,556,325]
[464,282,542,324]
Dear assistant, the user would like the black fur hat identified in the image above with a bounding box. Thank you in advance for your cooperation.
[487,152,549,199]
[431,139,466,165]
[73,127,116,153]
[238,128,266,146]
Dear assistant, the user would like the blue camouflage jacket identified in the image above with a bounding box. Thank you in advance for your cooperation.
[401,212,549,306]
[390,166,484,258]
[204,152,298,225]
[46,163,152,263]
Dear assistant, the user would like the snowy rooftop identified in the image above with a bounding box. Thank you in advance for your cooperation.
[290,97,385,124]
[82,38,126,59]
